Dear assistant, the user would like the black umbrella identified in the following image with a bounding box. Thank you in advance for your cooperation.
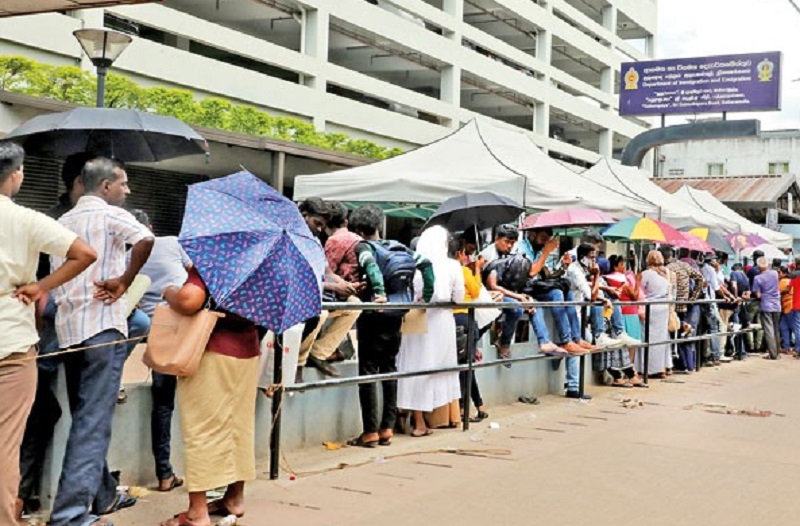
[425,192,525,232]
[6,107,208,162]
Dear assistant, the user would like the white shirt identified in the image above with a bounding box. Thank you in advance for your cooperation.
[51,196,152,348]
[566,261,593,302]
[479,243,502,264]
[0,195,76,359]
[138,236,191,317]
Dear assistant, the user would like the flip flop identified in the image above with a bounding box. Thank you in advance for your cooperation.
[518,396,540,405]
[612,382,634,388]
[207,499,244,518]
[346,436,378,448]
[410,429,433,437]
[540,349,571,358]
[469,410,489,423]
[378,437,392,446]
[163,512,198,526]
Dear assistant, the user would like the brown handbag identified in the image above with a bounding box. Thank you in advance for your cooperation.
[143,304,225,377]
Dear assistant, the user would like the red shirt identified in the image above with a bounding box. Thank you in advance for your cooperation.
[790,276,800,311]
[325,228,362,283]
[186,268,260,359]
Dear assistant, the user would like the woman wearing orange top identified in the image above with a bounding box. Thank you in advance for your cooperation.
[778,266,794,354]
[451,238,489,422]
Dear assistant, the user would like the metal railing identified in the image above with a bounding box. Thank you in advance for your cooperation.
[268,297,754,479]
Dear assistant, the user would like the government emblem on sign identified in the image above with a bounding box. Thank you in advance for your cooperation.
[757,58,775,82]
[624,67,639,90]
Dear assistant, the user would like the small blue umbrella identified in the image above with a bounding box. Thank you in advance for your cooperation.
[179,171,325,333]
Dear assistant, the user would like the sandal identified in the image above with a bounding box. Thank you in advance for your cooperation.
[612,380,634,388]
[378,436,392,446]
[207,499,244,518]
[158,475,185,492]
[410,429,433,437]
[346,435,378,448]
[469,410,489,423]
[100,490,137,515]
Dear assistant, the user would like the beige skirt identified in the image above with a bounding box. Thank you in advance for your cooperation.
[177,351,260,492]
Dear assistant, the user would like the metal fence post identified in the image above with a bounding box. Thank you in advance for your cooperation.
[269,333,284,480]
[579,304,588,398]
[643,303,651,385]
[462,307,477,431]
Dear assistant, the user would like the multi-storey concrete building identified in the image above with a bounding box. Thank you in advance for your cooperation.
[0,0,657,163]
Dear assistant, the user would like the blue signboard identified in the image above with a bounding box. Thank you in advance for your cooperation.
[619,52,782,116]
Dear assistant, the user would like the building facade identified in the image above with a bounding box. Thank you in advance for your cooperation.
[660,131,800,179]
[0,0,656,166]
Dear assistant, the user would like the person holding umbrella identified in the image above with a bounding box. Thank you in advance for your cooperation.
[161,172,326,526]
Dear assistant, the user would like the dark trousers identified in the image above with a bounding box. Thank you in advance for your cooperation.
[676,307,698,371]
[761,311,782,359]
[150,372,177,481]
[356,313,402,435]
[454,313,483,411]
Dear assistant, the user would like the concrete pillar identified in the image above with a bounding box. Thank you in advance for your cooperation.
[534,101,550,137]
[442,0,464,20]
[272,151,286,196]
[602,5,618,36]
[301,7,330,131]
[645,35,656,58]
[536,29,552,66]
[599,128,613,157]
[441,65,461,106]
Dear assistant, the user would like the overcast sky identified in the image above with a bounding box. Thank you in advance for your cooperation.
[657,0,800,130]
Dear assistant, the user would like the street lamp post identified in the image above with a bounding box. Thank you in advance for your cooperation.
[73,28,133,108]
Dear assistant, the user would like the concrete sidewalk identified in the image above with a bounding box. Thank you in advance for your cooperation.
[114,356,800,526]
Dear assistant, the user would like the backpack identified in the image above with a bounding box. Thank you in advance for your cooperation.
[482,254,532,293]
[366,240,417,316]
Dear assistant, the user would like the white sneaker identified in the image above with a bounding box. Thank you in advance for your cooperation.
[595,333,623,348]
[615,332,642,346]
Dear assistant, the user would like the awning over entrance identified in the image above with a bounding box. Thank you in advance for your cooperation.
[0,0,157,18]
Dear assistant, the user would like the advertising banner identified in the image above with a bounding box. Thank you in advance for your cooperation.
[619,52,782,116]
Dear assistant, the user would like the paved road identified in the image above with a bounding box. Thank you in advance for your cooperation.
[116,356,800,526]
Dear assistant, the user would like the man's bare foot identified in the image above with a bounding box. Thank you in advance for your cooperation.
[160,512,211,526]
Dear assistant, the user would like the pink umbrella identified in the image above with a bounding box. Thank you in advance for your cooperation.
[725,232,768,251]
[671,231,714,254]
[521,208,616,231]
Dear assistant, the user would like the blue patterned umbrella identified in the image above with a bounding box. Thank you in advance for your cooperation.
[179,171,325,333]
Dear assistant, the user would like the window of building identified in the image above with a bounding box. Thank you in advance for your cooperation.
[707,163,724,176]
[668,168,684,176]
[769,162,790,175]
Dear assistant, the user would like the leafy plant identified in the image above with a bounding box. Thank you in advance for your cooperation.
[0,54,404,161]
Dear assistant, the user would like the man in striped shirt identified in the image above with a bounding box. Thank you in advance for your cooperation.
[49,157,154,526]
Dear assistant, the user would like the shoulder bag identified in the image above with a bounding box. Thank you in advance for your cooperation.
[143,303,225,377]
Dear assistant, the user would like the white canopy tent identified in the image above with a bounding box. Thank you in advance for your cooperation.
[674,185,793,249]
[581,159,737,232]
[293,119,657,218]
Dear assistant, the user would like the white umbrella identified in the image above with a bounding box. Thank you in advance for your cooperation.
[742,243,785,261]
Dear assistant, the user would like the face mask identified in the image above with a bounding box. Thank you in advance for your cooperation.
[581,256,592,267]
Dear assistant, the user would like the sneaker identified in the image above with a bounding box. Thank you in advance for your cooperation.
[561,341,587,355]
[718,355,733,363]
[595,334,623,348]
[615,332,641,346]
[565,390,592,400]
[540,342,570,356]
[578,340,599,351]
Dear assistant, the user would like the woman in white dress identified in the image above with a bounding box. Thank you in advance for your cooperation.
[635,250,675,378]
[397,226,465,437]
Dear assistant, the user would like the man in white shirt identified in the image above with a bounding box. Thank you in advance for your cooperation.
[0,142,96,525]
[49,158,154,526]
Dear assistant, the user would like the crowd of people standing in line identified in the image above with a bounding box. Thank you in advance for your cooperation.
[2,136,788,526]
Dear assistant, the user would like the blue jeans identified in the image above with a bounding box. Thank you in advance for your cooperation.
[127,308,151,357]
[590,305,625,338]
[700,303,721,361]
[791,310,800,353]
[678,305,700,371]
[565,356,579,392]
[533,289,580,345]
[779,312,795,350]
[500,297,524,346]
[50,329,127,526]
